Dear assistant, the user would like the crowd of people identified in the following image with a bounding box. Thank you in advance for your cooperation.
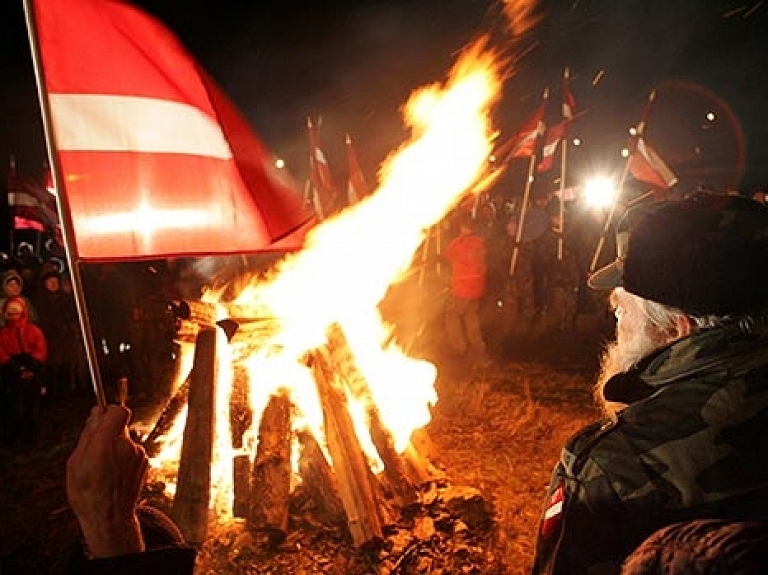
[436,188,599,372]
[3,187,768,573]
[0,255,205,451]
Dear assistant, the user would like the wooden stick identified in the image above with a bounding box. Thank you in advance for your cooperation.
[229,364,252,450]
[297,430,346,525]
[326,324,433,494]
[117,376,128,406]
[247,390,292,544]
[142,377,190,459]
[367,409,417,506]
[171,326,217,544]
[309,348,384,547]
[232,454,251,519]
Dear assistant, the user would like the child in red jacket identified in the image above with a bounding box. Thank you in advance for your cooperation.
[0,296,48,447]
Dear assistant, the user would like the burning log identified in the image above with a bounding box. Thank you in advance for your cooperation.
[231,365,253,519]
[183,299,219,329]
[230,364,252,449]
[232,454,250,519]
[297,429,346,525]
[367,410,418,506]
[247,390,292,544]
[308,347,385,547]
[143,377,190,458]
[326,324,440,494]
[172,326,217,544]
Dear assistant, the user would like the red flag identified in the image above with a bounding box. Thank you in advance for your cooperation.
[536,120,567,173]
[345,133,368,205]
[627,90,677,189]
[7,158,60,233]
[29,0,312,261]
[562,67,576,121]
[628,136,678,189]
[307,117,337,218]
[538,69,577,173]
[495,89,549,161]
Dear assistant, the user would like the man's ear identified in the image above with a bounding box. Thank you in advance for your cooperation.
[672,314,693,339]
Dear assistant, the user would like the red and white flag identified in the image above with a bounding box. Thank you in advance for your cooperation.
[7,157,60,234]
[537,69,577,173]
[628,136,678,189]
[627,90,677,189]
[307,117,337,218]
[536,120,567,173]
[495,89,548,161]
[345,133,368,205]
[562,67,576,121]
[28,0,312,261]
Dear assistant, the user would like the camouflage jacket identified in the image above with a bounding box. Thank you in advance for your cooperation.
[532,318,768,575]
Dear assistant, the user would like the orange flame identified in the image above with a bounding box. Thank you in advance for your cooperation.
[149,37,505,520]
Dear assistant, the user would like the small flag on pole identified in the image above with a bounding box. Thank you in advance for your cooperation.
[495,88,549,162]
[538,69,577,173]
[307,117,337,218]
[628,137,678,189]
[627,90,677,189]
[345,133,368,206]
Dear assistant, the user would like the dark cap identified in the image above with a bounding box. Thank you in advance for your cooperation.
[588,193,768,316]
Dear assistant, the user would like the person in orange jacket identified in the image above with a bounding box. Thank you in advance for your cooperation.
[0,295,48,447]
[443,214,489,368]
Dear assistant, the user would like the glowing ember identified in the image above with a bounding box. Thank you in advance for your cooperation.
[148,38,504,524]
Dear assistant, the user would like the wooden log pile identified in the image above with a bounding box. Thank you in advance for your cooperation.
[166,308,444,549]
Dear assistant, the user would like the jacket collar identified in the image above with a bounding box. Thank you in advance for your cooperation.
[603,315,768,404]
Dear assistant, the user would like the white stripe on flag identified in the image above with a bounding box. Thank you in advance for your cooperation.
[8,192,39,207]
[49,93,233,158]
[544,499,563,520]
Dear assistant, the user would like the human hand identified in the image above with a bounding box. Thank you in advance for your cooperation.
[67,404,148,558]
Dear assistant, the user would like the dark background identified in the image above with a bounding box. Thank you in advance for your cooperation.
[2,0,767,200]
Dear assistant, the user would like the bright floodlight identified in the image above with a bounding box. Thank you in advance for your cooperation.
[583,176,617,209]
[275,158,285,169]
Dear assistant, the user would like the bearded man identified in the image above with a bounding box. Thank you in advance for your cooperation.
[531,192,768,574]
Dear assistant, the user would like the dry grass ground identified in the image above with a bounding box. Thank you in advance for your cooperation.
[428,359,600,574]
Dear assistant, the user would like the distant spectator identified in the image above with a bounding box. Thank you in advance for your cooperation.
[32,269,80,397]
[0,296,47,448]
[505,191,551,333]
[443,214,489,368]
[1,270,39,325]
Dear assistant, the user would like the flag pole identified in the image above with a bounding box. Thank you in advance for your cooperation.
[588,89,655,274]
[509,152,537,276]
[557,130,568,261]
[23,0,108,407]
[556,68,572,262]
[588,159,631,274]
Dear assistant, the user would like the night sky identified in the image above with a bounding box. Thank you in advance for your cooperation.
[2,0,767,195]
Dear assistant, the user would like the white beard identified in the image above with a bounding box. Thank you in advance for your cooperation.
[594,318,668,419]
